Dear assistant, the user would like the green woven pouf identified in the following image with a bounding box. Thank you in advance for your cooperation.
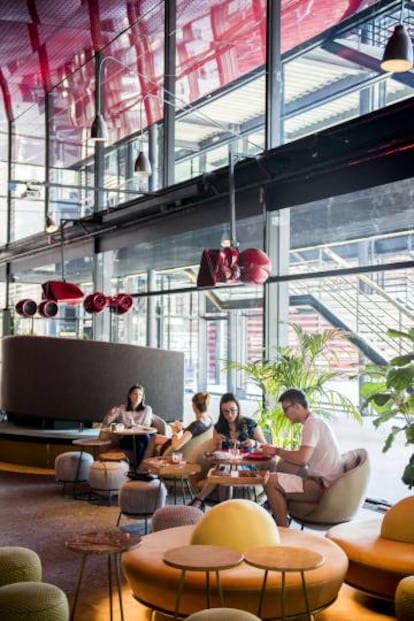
[185,609,262,621]
[396,576,414,621]
[0,547,42,587]
[0,581,69,621]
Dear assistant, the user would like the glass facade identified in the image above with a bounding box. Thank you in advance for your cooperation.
[0,0,413,401]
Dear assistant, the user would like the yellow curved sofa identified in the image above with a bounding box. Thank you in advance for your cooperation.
[327,496,414,600]
[122,524,348,619]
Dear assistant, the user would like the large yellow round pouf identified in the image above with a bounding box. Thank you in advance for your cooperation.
[381,496,414,543]
[190,499,279,554]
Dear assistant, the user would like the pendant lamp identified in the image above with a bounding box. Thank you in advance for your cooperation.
[381,1,413,73]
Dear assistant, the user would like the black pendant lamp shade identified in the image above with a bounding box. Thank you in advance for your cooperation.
[381,24,413,73]
[90,113,109,141]
[134,150,152,178]
[45,214,59,234]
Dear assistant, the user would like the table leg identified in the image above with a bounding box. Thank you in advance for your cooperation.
[73,450,84,499]
[185,478,194,501]
[216,570,224,606]
[257,568,269,618]
[206,570,211,608]
[174,569,186,619]
[181,477,187,504]
[115,553,125,621]
[131,436,138,474]
[281,570,286,621]
[300,570,313,620]
[70,553,88,621]
[108,554,114,621]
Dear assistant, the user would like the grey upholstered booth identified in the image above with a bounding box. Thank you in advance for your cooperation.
[1,335,184,427]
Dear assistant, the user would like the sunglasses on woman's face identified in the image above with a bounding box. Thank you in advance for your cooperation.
[222,407,238,415]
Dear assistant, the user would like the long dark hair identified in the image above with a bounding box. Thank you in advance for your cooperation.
[214,392,243,436]
[126,384,146,411]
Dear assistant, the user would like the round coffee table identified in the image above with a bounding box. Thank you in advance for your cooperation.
[244,545,325,619]
[144,457,201,504]
[71,437,112,497]
[163,544,243,618]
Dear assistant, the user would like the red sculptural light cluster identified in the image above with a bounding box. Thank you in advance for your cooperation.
[83,292,133,315]
[15,248,270,319]
[196,247,271,287]
[15,281,134,318]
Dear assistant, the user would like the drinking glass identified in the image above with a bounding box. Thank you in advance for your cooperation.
[229,440,240,460]
[171,452,183,464]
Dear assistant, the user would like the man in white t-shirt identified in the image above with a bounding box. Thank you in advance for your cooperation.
[263,389,344,526]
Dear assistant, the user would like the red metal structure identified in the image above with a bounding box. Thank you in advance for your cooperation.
[0,0,365,163]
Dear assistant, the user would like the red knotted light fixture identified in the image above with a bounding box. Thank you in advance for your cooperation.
[83,292,133,315]
[197,153,271,287]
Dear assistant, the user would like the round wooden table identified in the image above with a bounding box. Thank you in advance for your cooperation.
[66,528,142,621]
[143,457,201,504]
[71,437,112,497]
[72,436,112,458]
[163,544,243,618]
[244,545,325,619]
[110,426,157,474]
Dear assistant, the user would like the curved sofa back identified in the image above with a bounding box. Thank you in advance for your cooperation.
[1,336,184,425]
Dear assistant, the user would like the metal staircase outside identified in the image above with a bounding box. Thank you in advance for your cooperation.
[289,247,414,363]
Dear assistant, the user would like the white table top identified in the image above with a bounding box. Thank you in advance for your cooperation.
[108,426,157,436]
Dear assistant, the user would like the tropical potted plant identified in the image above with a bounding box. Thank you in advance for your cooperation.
[226,323,362,448]
[361,328,414,489]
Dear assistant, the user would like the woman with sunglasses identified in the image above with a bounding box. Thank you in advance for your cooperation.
[214,392,265,451]
[188,392,265,508]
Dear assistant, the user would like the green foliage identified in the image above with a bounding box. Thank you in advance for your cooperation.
[225,324,361,448]
[361,328,414,487]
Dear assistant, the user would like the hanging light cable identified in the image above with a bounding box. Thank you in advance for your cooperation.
[381,0,413,72]
[90,55,109,141]
[89,55,262,157]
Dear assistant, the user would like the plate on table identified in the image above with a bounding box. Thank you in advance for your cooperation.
[245,452,269,461]
[213,450,230,460]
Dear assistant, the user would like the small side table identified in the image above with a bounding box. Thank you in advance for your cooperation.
[163,544,243,618]
[72,437,112,459]
[66,528,142,621]
[144,458,201,504]
[244,545,325,620]
[71,437,112,497]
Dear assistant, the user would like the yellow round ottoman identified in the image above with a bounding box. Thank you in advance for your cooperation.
[123,499,348,620]
[186,608,261,620]
[0,581,69,621]
[190,499,279,553]
[0,547,42,587]
[395,576,414,621]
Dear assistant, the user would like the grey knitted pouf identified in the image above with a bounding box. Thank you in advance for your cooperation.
[55,451,93,487]
[117,478,167,533]
[152,504,203,532]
